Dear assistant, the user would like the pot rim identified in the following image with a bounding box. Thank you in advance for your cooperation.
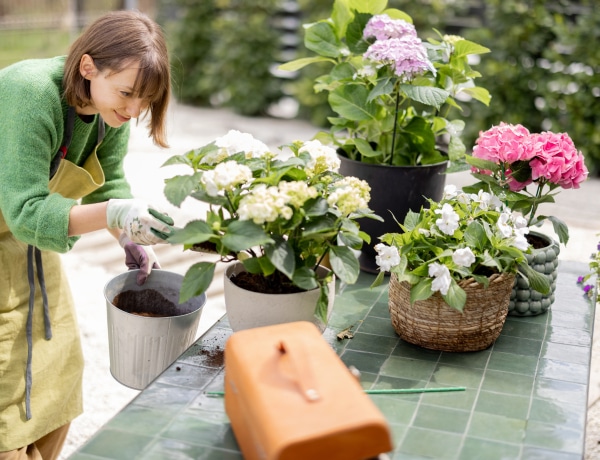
[337,153,449,169]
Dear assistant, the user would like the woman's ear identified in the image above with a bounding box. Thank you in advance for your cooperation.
[79,54,97,79]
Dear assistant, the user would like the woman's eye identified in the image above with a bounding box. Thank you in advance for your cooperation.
[120,91,130,97]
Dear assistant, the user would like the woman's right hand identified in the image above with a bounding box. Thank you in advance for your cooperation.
[106,199,174,245]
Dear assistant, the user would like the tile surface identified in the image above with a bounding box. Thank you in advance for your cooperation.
[69,261,594,460]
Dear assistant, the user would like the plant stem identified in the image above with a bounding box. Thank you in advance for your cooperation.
[390,83,401,166]
[527,182,545,227]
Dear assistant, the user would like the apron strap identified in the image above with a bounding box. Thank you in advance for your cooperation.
[24,246,52,421]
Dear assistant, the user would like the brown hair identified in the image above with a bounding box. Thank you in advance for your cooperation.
[63,10,171,148]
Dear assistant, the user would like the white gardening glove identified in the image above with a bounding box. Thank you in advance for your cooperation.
[119,234,160,285]
[106,199,174,245]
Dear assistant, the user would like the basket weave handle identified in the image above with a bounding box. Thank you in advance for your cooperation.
[277,340,321,403]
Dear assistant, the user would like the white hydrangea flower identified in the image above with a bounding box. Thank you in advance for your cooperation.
[298,140,340,176]
[374,243,400,272]
[205,129,270,164]
[238,184,290,225]
[355,64,377,79]
[201,161,252,197]
[327,177,371,216]
[278,181,318,208]
[452,247,476,267]
[428,262,451,295]
[435,203,459,235]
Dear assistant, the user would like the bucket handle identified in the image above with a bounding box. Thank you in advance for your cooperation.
[277,340,320,403]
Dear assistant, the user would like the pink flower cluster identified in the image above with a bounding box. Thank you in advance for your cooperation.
[363,15,434,81]
[472,122,588,191]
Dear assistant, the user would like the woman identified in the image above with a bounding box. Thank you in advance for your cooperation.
[0,10,174,459]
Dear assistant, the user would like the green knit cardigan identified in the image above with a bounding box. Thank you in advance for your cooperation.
[0,56,133,252]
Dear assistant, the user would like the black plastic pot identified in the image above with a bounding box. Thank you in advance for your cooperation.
[339,155,448,273]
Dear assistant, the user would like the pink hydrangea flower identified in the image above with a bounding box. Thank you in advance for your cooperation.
[363,15,417,41]
[529,131,588,189]
[364,36,434,80]
[472,122,536,164]
[472,123,537,191]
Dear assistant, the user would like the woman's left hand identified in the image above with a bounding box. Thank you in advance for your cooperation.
[119,234,160,285]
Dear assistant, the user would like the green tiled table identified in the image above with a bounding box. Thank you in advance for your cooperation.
[70,261,595,460]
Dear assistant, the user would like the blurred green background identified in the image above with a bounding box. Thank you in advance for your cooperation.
[2,0,599,174]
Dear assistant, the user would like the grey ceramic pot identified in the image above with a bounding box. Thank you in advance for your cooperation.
[508,231,560,316]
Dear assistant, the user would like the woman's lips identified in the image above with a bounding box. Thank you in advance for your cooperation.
[115,111,131,123]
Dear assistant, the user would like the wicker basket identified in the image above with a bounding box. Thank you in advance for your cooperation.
[388,273,515,352]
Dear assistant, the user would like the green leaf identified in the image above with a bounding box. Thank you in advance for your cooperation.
[346,12,371,54]
[293,266,319,291]
[222,220,274,252]
[305,21,342,58]
[461,86,491,106]
[163,173,202,207]
[382,8,413,22]
[161,154,192,167]
[329,84,378,121]
[278,56,333,72]
[314,282,330,324]
[367,77,395,102]
[304,197,330,217]
[329,245,360,284]
[167,220,214,245]
[348,0,387,14]
[265,237,295,278]
[546,215,569,245]
[180,262,215,303]
[464,155,502,172]
[401,84,449,109]
[339,230,364,250]
[354,138,380,157]
[442,280,467,312]
[410,278,433,303]
[331,0,353,39]
[463,221,487,252]
[518,263,551,294]
[453,40,491,57]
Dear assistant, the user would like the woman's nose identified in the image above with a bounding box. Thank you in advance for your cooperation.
[125,99,145,118]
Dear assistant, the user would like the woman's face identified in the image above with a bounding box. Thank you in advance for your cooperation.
[78,54,149,128]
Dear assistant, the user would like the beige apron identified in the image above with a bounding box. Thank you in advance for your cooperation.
[0,112,105,451]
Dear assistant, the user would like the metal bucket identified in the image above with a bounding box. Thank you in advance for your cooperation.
[104,269,206,390]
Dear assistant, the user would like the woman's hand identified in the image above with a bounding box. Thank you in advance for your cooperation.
[106,199,174,245]
[119,234,160,285]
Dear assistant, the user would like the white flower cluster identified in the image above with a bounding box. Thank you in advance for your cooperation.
[201,161,253,197]
[327,176,371,216]
[238,181,318,225]
[203,129,271,165]
[299,140,340,176]
[374,185,532,296]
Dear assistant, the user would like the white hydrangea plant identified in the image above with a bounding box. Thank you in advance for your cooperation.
[162,130,381,322]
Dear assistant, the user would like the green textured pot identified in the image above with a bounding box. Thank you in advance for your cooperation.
[508,231,560,316]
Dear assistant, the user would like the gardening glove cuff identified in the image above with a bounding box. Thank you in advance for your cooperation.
[107,198,174,245]
[119,234,160,285]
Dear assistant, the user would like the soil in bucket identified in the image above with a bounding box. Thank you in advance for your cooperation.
[113,289,180,317]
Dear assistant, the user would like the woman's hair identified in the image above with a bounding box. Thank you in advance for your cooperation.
[63,10,171,148]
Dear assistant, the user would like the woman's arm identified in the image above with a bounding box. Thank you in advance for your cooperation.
[67,202,110,236]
